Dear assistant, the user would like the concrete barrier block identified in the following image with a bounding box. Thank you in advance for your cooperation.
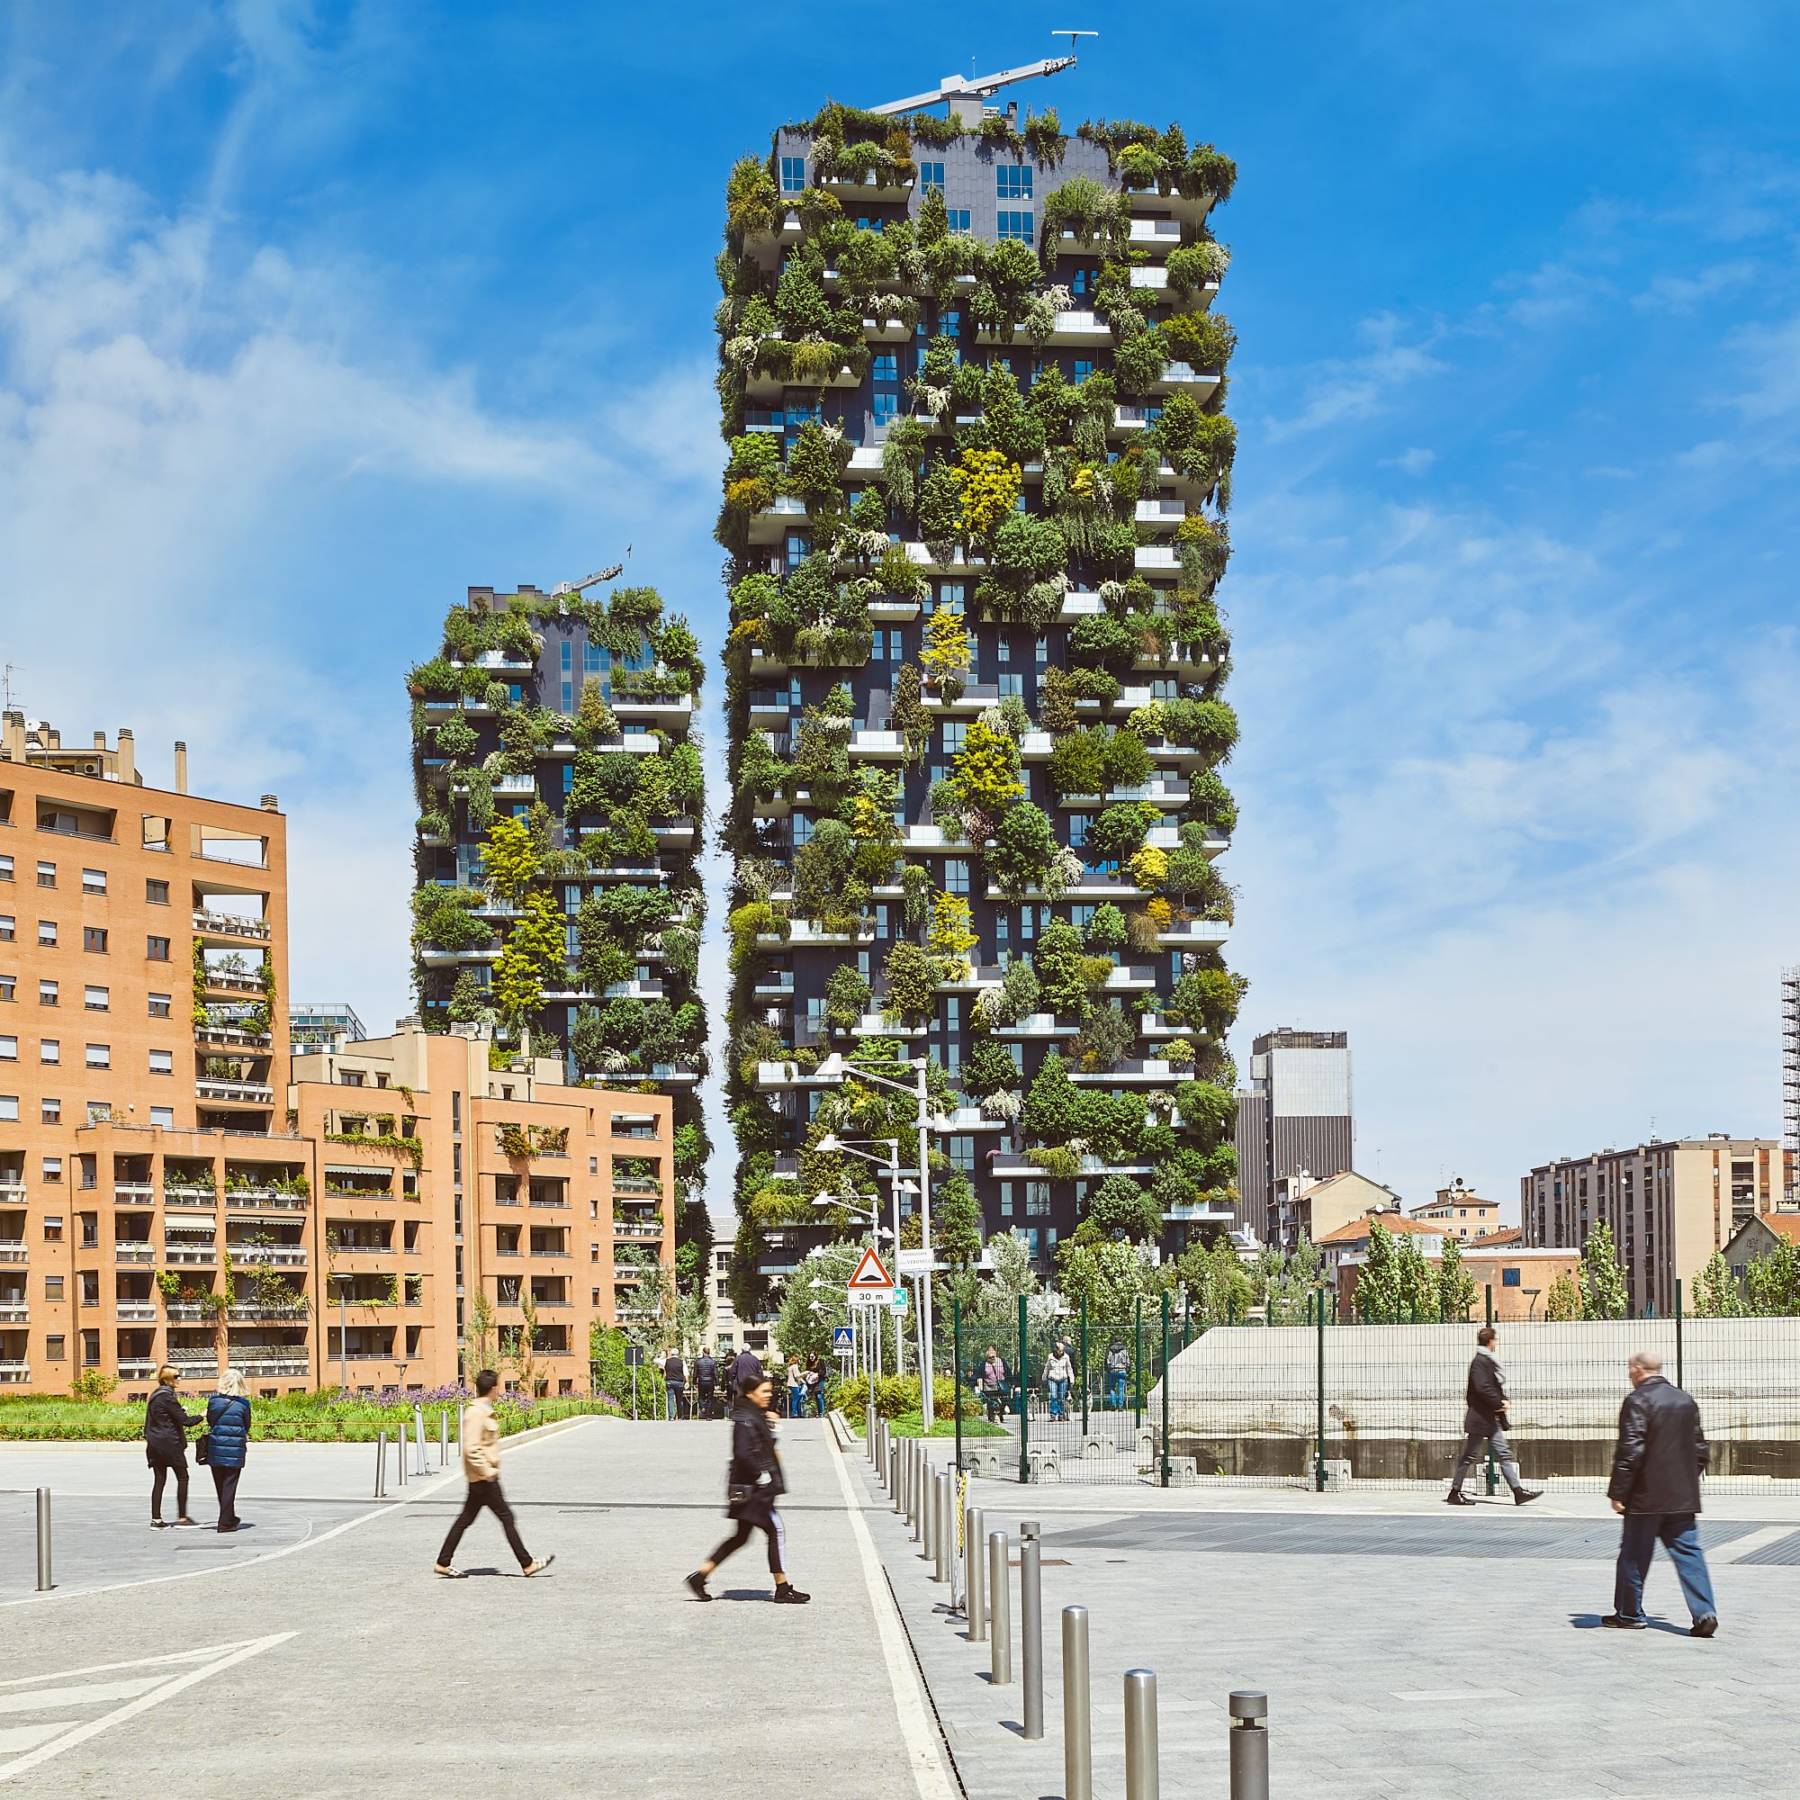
[1026,1446,1061,1484]
[1079,1434,1109,1459]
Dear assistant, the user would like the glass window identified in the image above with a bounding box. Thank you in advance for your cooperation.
[945,860,970,895]
[0,974,11,1001]
[0,915,11,941]
[997,673,1024,698]
[0,855,10,880]
[791,814,813,847]
[147,993,171,1019]
[1026,1182,1052,1216]
[36,862,55,888]
[1068,814,1093,846]
[38,981,56,1006]
[82,868,106,895]
[785,533,808,572]
[948,1136,975,1174]
[41,1097,59,1123]
[84,1044,109,1069]
[1070,266,1091,298]
[946,210,972,236]
[84,986,106,1011]
[996,165,1033,199]
[1035,635,1049,667]
[872,391,898,428]
[38,921,56,947]
[83,927,107,953]
[940,309,961,339]
[1071,904,1097,931]
[150,1105,173,1128]
[871,352,898,382]
[40,1039,59,1064]
[149,1049,173,1075]
[999,1182,1014,1218]
[0,1036,13,1060]
[1502,1267,1522,1288]
[919,161,945,193]
[0,1095,14,1120]
[940,721,967,756]
[146,935,169,960]
[780,155,806,194]
[997,211,1034,243]
[146,879,168,905]
[1073,359,1094,383]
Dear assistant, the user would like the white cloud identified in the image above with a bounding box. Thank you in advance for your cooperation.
[1631,260,1756,313]
[1381,447,1437,475]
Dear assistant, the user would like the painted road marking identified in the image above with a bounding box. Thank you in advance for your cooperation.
[0,1634,295,1785]
[1392,1687,1518,1702]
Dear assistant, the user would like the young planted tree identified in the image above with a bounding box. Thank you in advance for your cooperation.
[1436,1236,1478,1323]
[1690,1250,1744,1318]
[1579,1223,1630,1320]
[1543,1270,1583,1322]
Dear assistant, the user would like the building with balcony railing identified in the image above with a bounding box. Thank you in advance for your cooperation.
[405,583,708,1275]
[718,96,1244,1302]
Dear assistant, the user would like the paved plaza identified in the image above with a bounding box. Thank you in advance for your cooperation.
[4,1418,1798,1797]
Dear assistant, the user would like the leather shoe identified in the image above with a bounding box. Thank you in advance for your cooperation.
[1514,1488,1544,1506]
[1444,1490,1476,1506]
[1691,1615,1718,1638]
[1601,1614,1647,1630]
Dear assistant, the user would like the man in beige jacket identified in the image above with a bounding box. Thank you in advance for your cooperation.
[434,1369,553,1579]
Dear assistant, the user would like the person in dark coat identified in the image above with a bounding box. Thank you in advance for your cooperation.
[1604,1350,1717,1635]
[730,1345,764,1393]
[693,1350,719,1421]
[144,1363,202,1527]
[685,1374,809,1605]
[1446,1326,1543,1506]
[204,1368,253,1533]
[663,1350,687,1421]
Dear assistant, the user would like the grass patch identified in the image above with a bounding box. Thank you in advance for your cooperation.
[848,1410,1008,1440]
[0,1391,619,1444]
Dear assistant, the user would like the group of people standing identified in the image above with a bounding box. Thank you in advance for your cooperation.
[660,1349,827,1421]
[142,1364,252,1532]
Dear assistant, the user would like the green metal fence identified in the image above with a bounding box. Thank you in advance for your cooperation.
[944,1289,1800,1492]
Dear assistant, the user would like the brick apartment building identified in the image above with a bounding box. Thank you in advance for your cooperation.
[0,715,671,1400]
[1522,1136,1796,1317]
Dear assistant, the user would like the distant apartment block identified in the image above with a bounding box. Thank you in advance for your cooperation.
[1236,1028,1354,1243]
[1522,1136,1797,1317]
[1407,1178,1500,1241]
[1269,1168,1398,1254]
[1323,1212,1581,1322]
[289,1001,366,1054]
[702,1241,775,1361]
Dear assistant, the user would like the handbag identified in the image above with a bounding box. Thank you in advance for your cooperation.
[726,1480,755,1508]
[195,1432,212,1465]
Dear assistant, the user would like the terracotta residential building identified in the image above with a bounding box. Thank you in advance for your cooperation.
[1407,1178,1501,1241]
[0,715,672,1399]
[1522,1136,1797,1318]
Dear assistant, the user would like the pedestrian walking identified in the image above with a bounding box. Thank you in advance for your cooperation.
[804,1354,824,1418]
[1104,1337,1130,1411]
[434,1369,554,1580]
[686,1374,809,1605]
[731,1344,764,1394]
[203,1368,253,1533]
[1044,1338,1074,1421]
[980,1345,1009,1423]
[1603,1350,1717,1636]
[787,1360,806,1419]
[1445,1326,1543,1507]
[144,1363,201,1529]
[663,1348,687,1421]
[695,1349,719,1421]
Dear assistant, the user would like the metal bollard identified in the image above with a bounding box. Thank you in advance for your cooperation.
[920,1450,934,1552]
[1124,1670,1159,1800]
[1020,1520,1043,1739]
[35,1488,52,1593]
[889,1440,899,1507]
[1063,1606,1092,1800]
[440,1409,449,1469]
[988,1531,1012,1685]
[1229,1692,1269,1800]
[892,1440,904,1515]
[933,1472,951,1582]
[414,1403,429,1475]
[905,1440,917,1527]
[965,1506,986,1640]
[375,1430,387,1499]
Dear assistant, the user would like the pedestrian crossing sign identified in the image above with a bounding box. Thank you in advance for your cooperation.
[847,1247,894,1291]
[831,1325,856,1351]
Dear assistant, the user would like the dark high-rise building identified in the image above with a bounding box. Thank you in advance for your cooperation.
[405,582,711,1263]
[716,79,1244,1303]
[1236,1028,1354,1246]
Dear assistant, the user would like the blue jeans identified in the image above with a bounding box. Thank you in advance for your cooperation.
[1614,1513,1716,1623]
[812,1389,826,1418]
[1047,1378,1070,1420]
[1106,1372,1127,1410]
[665,1385,683,1421]
[789,1389,803,1418]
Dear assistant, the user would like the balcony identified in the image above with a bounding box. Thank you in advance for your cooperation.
[493,773,537,797]
[115,1301,158,1323]
[229,1303,309,1323]
[114,1243,156,1264]
[117,1358,158,1379]
[196,1079,274,1106]
[1103,964,1159,991]
[1154,919,1230,950]
[1135,499,1188,528]
[1152,363,1222,401]
[991,1150,1157,1179]
[233,1354,310,1376]
[113,1182,155,1202]
[160,1244,217,1266]
[850,1010,924,1040]
[920,681,1001,715]
[450,649,536,674]
[192,910,270,943]
[613,1222,665,1241]
[976,308,1112,349]
[0,1362,30,1383]
[194,1023,273,1051]
[752,971,795,999]
[1070,1059,1182,1086]
[747,687,795,727]
[202,968,264,996]
[747,495,809,546]
[230,1243,308,1267]
[991,1012,1079,1040]
[614,694,696,728]
[163,1185,219,1209]
[0,1302,27,1324]
[756,1060,847,1091]
[225,1190,308,1213]
[847,728,906,760]
[773,920,876,948]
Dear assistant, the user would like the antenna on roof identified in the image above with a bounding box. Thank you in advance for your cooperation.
[1,663,18,713]
[1052,28,1099,52]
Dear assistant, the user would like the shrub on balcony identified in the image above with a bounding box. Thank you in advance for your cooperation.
[793,819,857,922]
[1022,1051,1083,1145]
[917,459,963,561]
[1039,173,1126,252]
[1088,801,1161,864]
[1166,964,1248,1039]
[882,941,936,1025]
[1047,729,1105,798]
[416,809,451,841]
[920,606,971,694]
[1086,1173,1160,1241]
[1112,327,1169,396]
[961,1037,1022,1100]
[1160,697,1238,764]
[824,964,871,1034]
[944,716,1024,834]
[1072,1004,1134,1074]
[410,885,493,953]
[928,892,978,982]
[1162,310,1236,373]
[1086,904,1128,952]
[784,417,853,506]
[406,656,461,700]
[1033,921,1091,1018]
[491,892,562,1026]
[1164,240,1230,296]
[1128,845,1169,892]
[1069,613,1138,675]
[987,802,1061,902]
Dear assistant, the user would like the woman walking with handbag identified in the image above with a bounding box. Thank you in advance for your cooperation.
[685,1374,810,1605]
[204,1368,253,1533]
[144,1364,201,1528]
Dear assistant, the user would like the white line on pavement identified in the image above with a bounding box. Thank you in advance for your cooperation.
[1708,1524,1793,1563]
[1392,1687,1518,1702]
[0,1641,261,1689]
[0,1416,595,1610]
[0,1632,295,1785]
[825,1436,961,1800]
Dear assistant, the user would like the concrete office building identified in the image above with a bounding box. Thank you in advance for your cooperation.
[288,1001,366,1054]
[1236,1028,1354,1244]
[719,82,1244,1298]
[1522,1137,1797,1318]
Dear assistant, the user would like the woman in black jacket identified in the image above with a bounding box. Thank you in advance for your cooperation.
[685,1375,809,1605]
[144,1364,202,1528]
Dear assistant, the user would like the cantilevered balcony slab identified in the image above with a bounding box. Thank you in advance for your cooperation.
[990,1012,1078,1040]
[748,496,810,545]
[1154,919,1230,951]
[1070,1059,1182,1085]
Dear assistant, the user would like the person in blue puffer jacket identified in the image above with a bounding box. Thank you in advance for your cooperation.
[205,1368,252,1533]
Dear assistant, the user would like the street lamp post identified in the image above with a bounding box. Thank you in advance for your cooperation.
[815,1137,913,1376]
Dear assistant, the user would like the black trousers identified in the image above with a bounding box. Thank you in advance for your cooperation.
[696,1387,717,1420]
[708,1510,785,1577]
[150,1455,189,1520]
[211,1464,243,1528]
[438,1480,531,1569]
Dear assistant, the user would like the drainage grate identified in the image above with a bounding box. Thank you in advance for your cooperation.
[1733,1528,1800,1567]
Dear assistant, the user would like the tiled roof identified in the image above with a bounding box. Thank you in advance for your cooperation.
[1316,1212,1440,1247]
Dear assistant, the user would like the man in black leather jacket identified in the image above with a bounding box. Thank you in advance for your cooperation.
[1446,1327,1543,1506]
[1604,1350,1717,1635]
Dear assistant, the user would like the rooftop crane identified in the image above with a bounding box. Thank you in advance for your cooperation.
[552,548,630,597]
[868,34,1094,120]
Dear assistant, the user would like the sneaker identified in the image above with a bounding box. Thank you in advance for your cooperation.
[772,1584,811,1605]
[1514,1488,1545,1506]
[1601,1614,1647,1630]
[685,1570,713,1603]
[434,1564,466,1579]
[150,1520,169,1530]
[1691,1615,1719,1639]
[1444,1491,1477,1507]
[522,1556,555,1578]
[174,1517,199,1529]
[217,1524,239,1535]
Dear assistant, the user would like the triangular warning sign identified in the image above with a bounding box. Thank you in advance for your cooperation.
[847,1247,894,1289]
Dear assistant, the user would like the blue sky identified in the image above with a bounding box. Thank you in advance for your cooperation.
[3,0,1797,1225]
